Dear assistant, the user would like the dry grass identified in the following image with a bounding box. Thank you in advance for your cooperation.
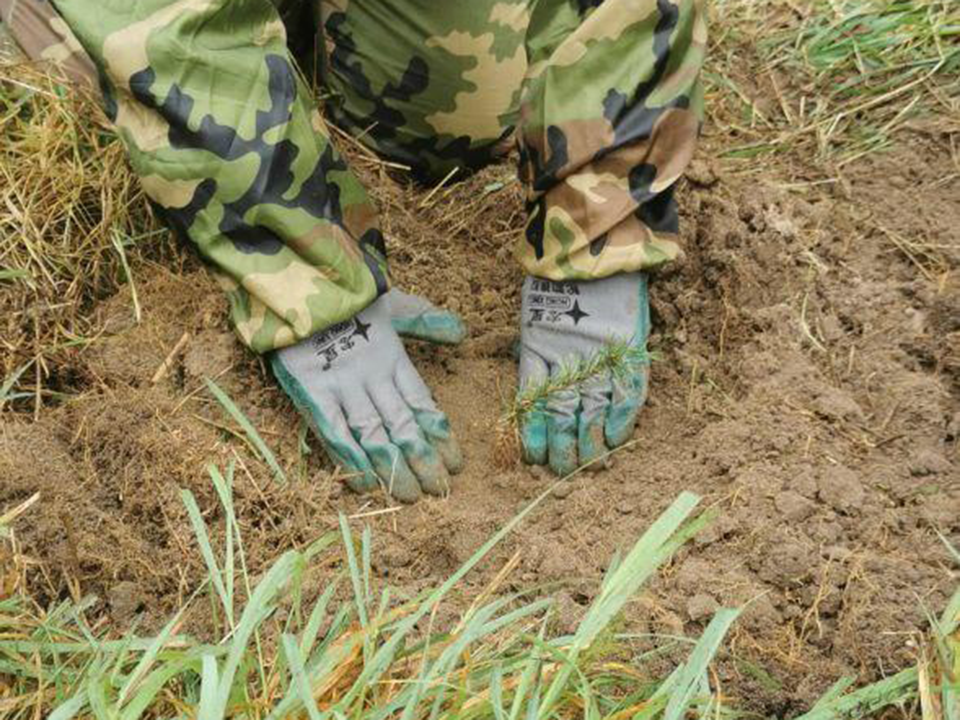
[0,62,169,415]
[706,0,960,172]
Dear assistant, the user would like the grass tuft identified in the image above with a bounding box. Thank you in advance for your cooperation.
[0,62,168,413]
[708,0,960,167]
[0,473,743,719]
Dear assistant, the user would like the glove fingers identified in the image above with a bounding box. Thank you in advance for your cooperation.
[546,391,579,476]
[386,288,467,345]
[270,354,379,492]
[340,387,423,504]
[369,382,451,497]
[579,372,612,467]
[316,401,383,493]
[518,348,549,465]
[605,369,648,449]
[394,355,464,474]
[546,367,579,477]
[604,272,651,449]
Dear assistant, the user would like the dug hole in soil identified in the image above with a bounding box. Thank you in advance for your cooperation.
[2,127,959,713]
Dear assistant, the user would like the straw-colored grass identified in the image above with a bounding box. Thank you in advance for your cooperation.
[0,62,166,415]
[707,0,960,169]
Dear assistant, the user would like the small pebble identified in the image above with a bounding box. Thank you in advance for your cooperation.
[550,482,575,499]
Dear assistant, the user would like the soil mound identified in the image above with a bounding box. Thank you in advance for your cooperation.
[2,146,957,714]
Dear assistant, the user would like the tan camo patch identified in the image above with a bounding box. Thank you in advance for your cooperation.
[565,172,629,204]
[647,107,699,194]
[516,208,682,281]
[552,170,635,240]
[318,0,349,25]
[40,17,87,65]
[526,0,661,79]
[522,118,615,182]
[489,2,530,32]
[253,18,287,46]
[342,202,380,242]
[233,294,297,350]
[692,0,708,44]
[139,175,202,209]
[213,271,240,292]
[286,222,360,270]
[243,262,329,336]
[424,31,526,140]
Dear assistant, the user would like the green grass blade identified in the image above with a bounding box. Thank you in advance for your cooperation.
[49,690,89,720]
[583,492,704,646]
[217,551,303,714]
[300,574,342,657]
[108,622,141,691]
[509,621,547,720]
[332,478,578,713]
[263,623,363,720]
[209,464,236,620]
[204,377,286,483]
[338,514,369,630]
[795,667,919,720]
[0,267,32,281]
[110,231,141,324]
[490,664,507,720]
[661,608,740,720]
[180,488,233,628]
[539,492,704,713]
[120,651,210,720]
[937,533,960,633]
[197,654,221,720]
[362,526,373,615]
[0,361,30,410]
[85,674,114,720]
[282,634,323,720]
[117,605,187,706]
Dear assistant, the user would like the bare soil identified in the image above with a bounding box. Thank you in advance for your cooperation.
[2,88,959,719]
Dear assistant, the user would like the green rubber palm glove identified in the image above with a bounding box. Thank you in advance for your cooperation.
[518,272,650,476]
[271,295,463,502]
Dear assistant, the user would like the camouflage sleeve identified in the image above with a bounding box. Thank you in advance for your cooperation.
[516,0,707,281]
[48,0,389,353]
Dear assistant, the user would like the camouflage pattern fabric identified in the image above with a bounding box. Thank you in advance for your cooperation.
[45,0,390,354]
[317,0,706,278]
[5,0,706,352]
[316,0,530,181]
[516,0,707,281]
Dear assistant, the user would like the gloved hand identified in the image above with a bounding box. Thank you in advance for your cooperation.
[518,272,650,476]
[271,294,463,502]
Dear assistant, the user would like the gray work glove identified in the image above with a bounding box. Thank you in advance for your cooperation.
[518,272,650,476]
[271,293,463,502]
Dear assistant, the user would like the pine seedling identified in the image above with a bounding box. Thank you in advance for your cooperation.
[495,340,655,467]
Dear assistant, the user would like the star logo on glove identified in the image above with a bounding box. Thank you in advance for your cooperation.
[352,318,371,341]
[312,318,374,371]
[563,300,589,325]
